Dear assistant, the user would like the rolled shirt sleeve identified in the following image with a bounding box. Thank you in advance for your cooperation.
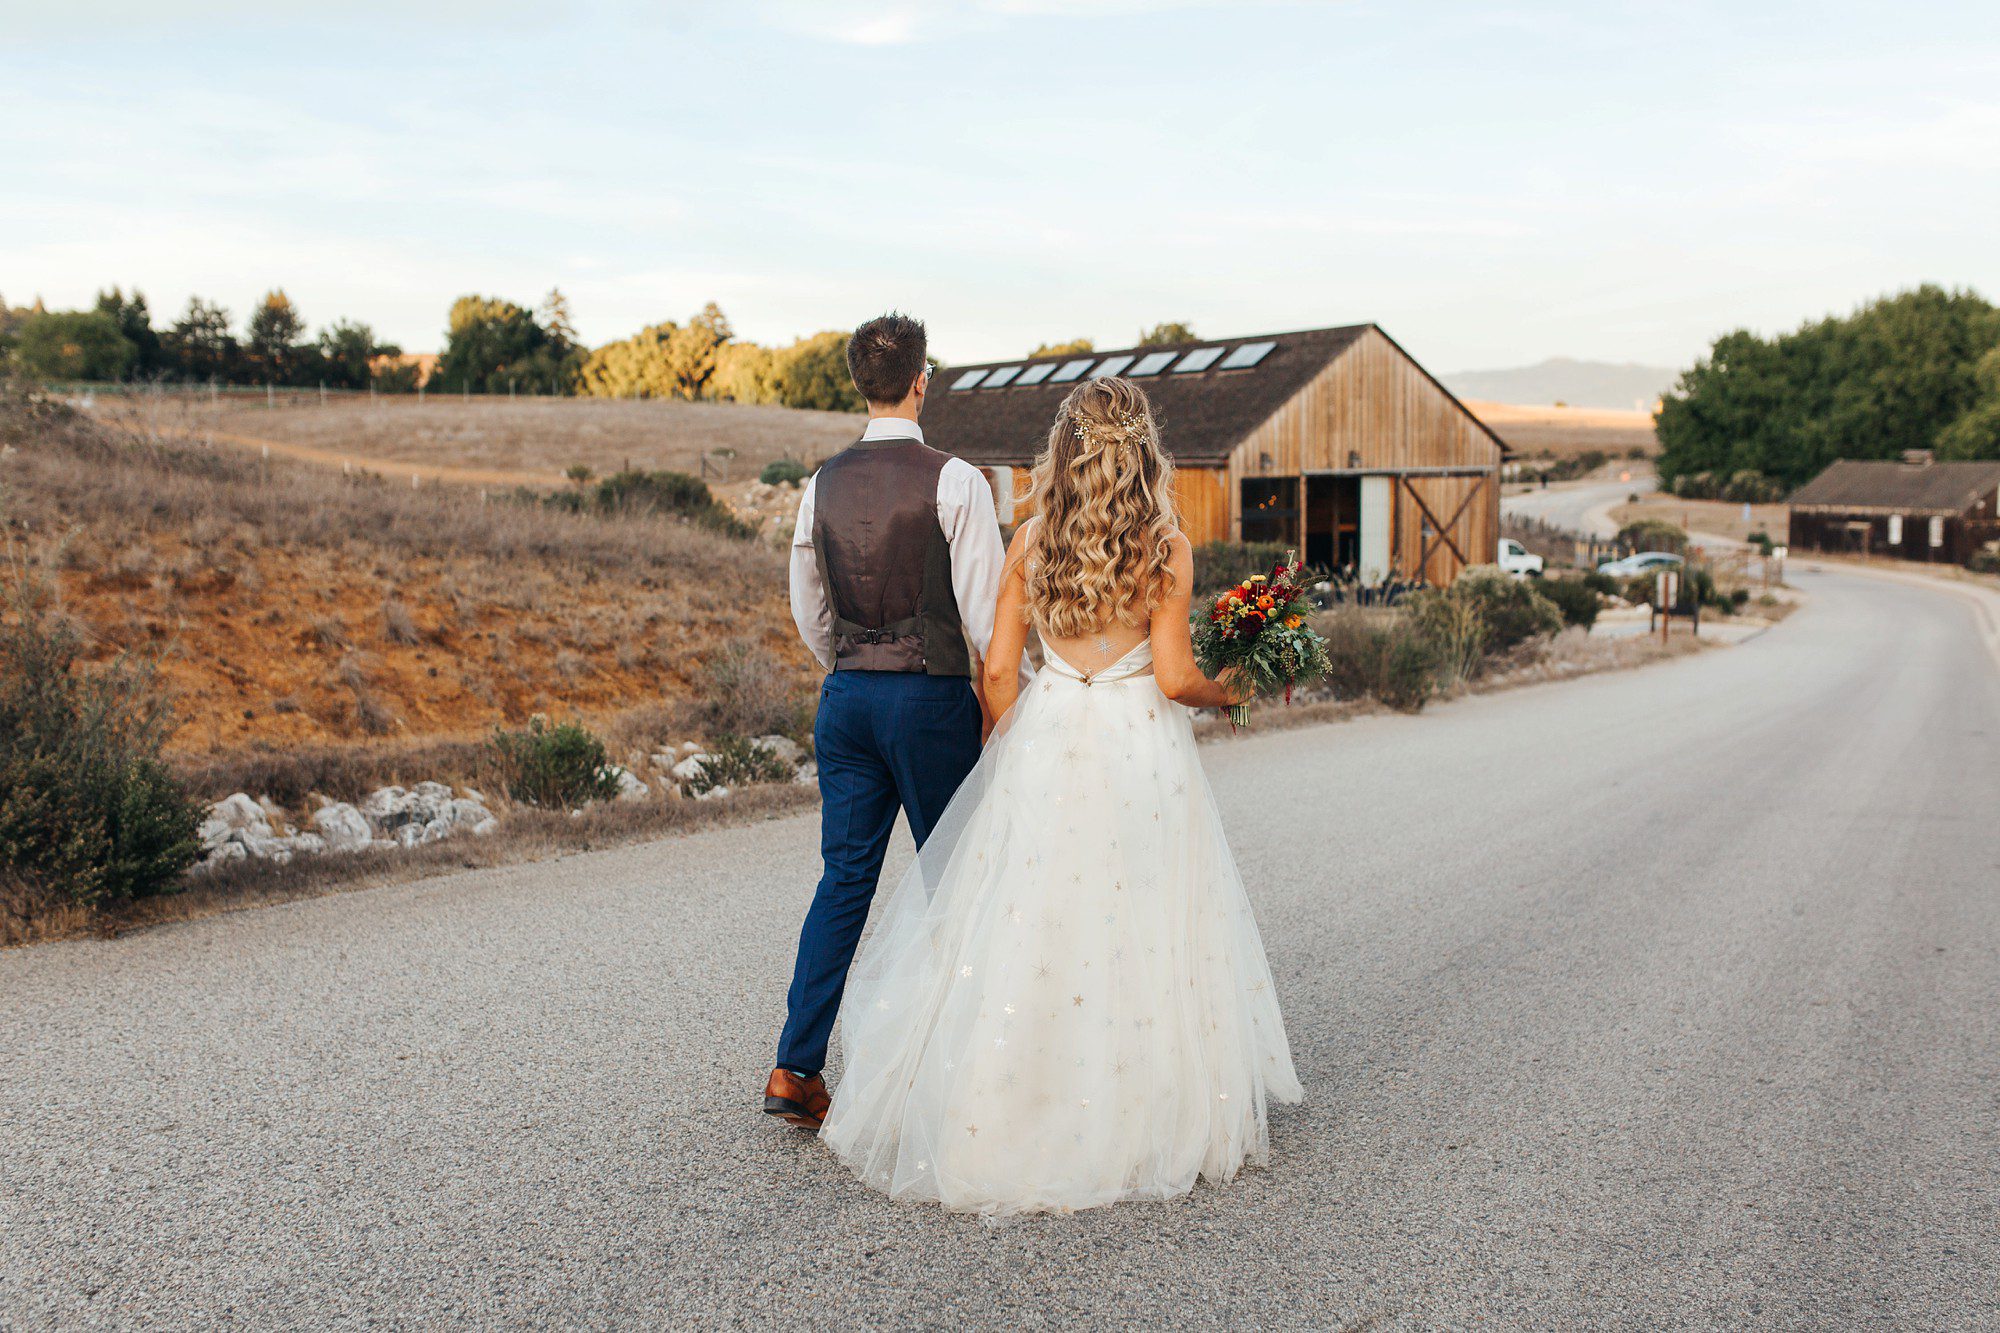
[937,458,1006,670]
[788,474,835,671]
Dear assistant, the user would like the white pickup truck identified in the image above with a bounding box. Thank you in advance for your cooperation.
[1498,538,1545,577]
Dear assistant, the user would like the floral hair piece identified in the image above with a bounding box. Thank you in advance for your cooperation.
[1070,408,1148,466]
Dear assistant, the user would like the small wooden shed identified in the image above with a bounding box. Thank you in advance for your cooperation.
[921,323,1508,585]
[1787,455,2000,565]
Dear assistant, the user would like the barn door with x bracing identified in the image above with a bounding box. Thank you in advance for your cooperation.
[1395,474,1491,586]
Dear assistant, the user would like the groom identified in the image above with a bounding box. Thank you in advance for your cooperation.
[764,312,1006,1129]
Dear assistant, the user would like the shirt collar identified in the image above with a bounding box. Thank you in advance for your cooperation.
[860,416,924,444]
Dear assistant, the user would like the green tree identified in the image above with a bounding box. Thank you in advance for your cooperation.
[1657,285,2000,488]
[711,341,777,403]
[432,294,580,394]
[245,289,307,382]
[1937,346,2000,460]
[1030,337,1094,357]
[316,319,386,389]
[14,310,135,382]
[162,297,239,382]
[579,304,736,401]
[1137,321,1197,346]
[769,331,862,412]
[93,288,164,375]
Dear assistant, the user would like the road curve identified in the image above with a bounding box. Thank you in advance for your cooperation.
[2,570,1996,1329]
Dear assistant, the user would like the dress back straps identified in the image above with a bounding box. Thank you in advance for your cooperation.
[1038,636,1155,687]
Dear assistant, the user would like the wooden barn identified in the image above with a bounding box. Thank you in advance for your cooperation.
[921,323,1509,585]
[1787,454,2000,565]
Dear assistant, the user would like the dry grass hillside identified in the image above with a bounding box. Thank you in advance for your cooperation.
[96,393,867,489]
[1,393,818,792]
[1466,399,1659,459]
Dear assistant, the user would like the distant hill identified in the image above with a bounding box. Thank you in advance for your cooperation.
[1443,358,1679,411]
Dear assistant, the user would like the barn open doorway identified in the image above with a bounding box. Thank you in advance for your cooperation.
[1304,475,1359,572]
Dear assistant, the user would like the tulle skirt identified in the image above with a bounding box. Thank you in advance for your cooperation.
[820,643,1302,1216]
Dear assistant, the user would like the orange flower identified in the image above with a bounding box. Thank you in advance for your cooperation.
[1284,615,1303,628]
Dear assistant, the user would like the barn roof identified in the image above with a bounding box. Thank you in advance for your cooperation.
[920,323,1506,466]
[1788,459,2000,514]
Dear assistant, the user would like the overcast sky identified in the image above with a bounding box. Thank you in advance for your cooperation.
[5,0,1997,373]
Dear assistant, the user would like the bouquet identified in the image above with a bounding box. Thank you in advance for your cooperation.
[1191,550,1332,728]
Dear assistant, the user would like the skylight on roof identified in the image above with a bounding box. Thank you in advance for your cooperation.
[1173,347,1225,373]
[1219,341,1276,370]
[1015,363,1054,386]
[1128,352,1176,377]
[1091,355,1135,378]
[1050,359,1093,383]
[950,369,987,390]
[982,366,1022,387]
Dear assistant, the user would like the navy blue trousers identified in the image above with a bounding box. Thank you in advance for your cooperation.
[776,669,982,1076]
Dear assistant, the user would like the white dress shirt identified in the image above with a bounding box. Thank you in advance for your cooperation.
[789,416,1008,675]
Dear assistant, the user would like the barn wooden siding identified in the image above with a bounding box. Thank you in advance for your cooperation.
[1227,327,1500,582]
[994,463,1230,546]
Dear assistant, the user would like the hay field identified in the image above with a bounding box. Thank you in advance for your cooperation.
[2,394,816,769]
[98,393,867,489]
[1466,399,1659,459]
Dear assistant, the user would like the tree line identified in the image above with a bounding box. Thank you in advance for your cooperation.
[0,287,880,412]
[1656,284,2000,496]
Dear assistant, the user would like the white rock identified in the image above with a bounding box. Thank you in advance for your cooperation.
[678,740,703,757]
[610,767,650,802]
[444,797,491,828]
[204,841,248,866]
[212,793,265,831]
[794,761,819,786]
[694,784,732,802]
[752,735,804,767]
[289,833,327,856]
[670,755,711,783]
[312,802,374,852]
[197,818,234,850]
[470,816,499,837]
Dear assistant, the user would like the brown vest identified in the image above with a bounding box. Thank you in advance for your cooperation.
[812,436,972,676]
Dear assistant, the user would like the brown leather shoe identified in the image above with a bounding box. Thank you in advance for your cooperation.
[764,1068,831,1129]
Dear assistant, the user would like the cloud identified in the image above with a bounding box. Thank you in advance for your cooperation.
[749,0,1254,46]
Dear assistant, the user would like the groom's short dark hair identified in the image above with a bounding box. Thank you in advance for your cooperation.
[847,313,928,406]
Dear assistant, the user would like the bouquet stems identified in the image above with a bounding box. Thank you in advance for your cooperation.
[1224,702,1251,730]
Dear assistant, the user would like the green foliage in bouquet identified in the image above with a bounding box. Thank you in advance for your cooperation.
[1190,552,1333,727]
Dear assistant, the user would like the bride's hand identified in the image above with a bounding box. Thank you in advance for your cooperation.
[1217,666,1255,707]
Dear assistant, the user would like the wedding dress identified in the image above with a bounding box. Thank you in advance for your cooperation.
[820,635,1303,1215]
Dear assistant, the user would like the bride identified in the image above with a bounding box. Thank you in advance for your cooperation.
[820,376,1302,1215]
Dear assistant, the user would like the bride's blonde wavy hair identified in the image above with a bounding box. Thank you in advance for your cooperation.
[1022,377,1178,637]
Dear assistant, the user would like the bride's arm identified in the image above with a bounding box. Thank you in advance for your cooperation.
[1150,533,1251,712]
[979,524,1034,734]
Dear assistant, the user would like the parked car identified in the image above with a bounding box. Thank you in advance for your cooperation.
[1497,538,1545,577]
[1596,550,1685,578]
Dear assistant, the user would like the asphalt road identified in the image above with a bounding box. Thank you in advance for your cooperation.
[1504,471,1655,539]
[4,568,1996,1330]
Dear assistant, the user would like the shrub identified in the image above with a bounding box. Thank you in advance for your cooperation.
[684,735,795,795]
[1449,565,1563,652]
[1615,518,1688,552]
[490,716,621,809]
[1535,576,1603,629]
[1404,588,1486,690]
[1313,607,1443,712]
[0,559,203,917]
[1580,569,1620,597]
[759,458,810,487]
[544,469,758,539]
[693,636,811,741]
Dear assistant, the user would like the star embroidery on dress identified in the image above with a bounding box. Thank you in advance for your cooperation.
[1033,961,1052,980]
[960,965,974,978]
[1146,708,1156,720]
[1003,1003,1016,1015]
[1042,681,1052,693]
[1173,781,1186,796]
[993,1036,1007,1049]
[966,1124,979,1136]
[1072,994,1084,1006]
